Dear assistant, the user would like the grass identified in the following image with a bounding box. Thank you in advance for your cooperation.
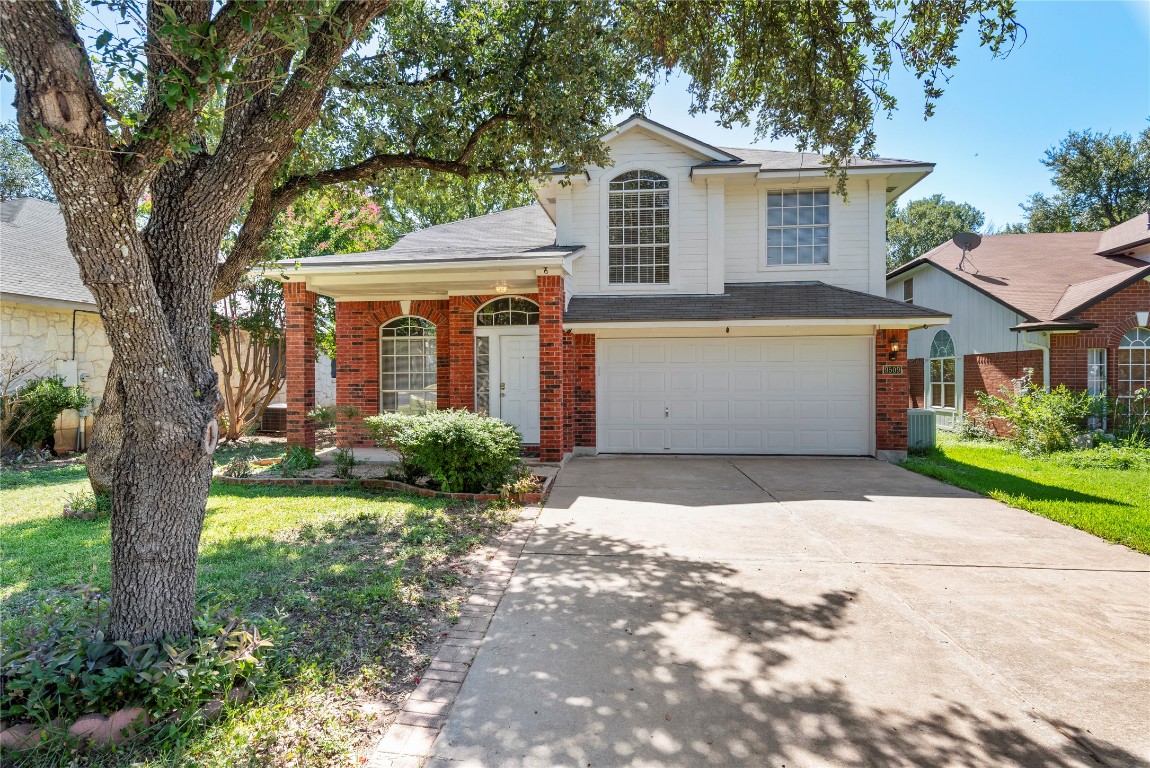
[902,434,1150,554]
[0,444,517,767]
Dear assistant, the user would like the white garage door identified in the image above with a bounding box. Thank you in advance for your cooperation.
[598,336,872,455]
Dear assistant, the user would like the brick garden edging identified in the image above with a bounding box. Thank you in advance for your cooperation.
[214,473,551,505]
[366,504,542,768]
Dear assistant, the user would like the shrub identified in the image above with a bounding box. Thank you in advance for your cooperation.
[62,489,111,519]
[2,375,88,449]
[277,445,321,477]
[1,588,273,727]
[333,446,357,479]
[954,409,996,441]
[221,455,254,478]
[364,409,522,493]
[977,378,1092,454]
[307,405,336,430]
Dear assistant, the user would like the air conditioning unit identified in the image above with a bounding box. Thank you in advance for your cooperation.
[907,409,936,451]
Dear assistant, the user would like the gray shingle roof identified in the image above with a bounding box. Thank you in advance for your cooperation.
[564,282,948,324]
[278,204,567,267]
[0,198,95,306]
[697,148,931,172]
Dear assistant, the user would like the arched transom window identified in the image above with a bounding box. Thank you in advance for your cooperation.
[929,329,956,409]
[608,170,670,285]
[379,317,436,414]
[475,297,539,326]
[1118,327,1150,415]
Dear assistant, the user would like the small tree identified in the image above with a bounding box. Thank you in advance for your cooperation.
[212,279,285,443]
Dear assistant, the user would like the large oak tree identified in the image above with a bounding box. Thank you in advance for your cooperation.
[0,0,1019,643]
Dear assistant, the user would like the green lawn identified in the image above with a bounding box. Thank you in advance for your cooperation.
[902,436,1150,554]
[0,446,516,767]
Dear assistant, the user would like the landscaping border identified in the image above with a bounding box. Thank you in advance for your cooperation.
[214,474,551,505]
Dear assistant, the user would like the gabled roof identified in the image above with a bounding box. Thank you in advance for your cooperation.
[0,197,96,307]
[565,282,949,325]
[1096,210,1150,256]
[702,147,930,172]
[601,114,740,162]
[886,219,1150,328]
[276,204,573,268]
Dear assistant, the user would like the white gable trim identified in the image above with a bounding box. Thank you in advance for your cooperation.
[602,115,738,162]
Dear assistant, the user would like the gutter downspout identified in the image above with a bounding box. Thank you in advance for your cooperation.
[1021,331,1051,390]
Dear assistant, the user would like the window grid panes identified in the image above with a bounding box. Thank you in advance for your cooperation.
[379,317,437,414]
[608,170,670,284]
[475,297,539,327]
[766,189,830,266]
[475,336,491,413]
[929,330,956,409]
[1118,328,1150,416]
[1086,348,1107,396]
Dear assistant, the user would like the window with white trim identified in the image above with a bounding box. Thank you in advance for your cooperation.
[903,278,914,304]
[1118,327,1150,415]
[379,317,437,414]
[766,189,830,265]
[929,329,956,409]
[608,170,670,284]
[1086,348,1107,395]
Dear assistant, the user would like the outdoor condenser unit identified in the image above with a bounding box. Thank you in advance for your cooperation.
[907,408,936,451]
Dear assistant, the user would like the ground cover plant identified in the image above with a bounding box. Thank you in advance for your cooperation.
[903,434,1150,554]
[1,450,516,766]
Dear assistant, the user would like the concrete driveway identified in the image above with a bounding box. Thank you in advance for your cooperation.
[428,456,1150,767]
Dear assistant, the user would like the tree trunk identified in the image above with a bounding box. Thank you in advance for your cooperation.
[87,359,123,496]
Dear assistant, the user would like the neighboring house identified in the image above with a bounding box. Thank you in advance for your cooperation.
[886,212,1150,427]
[0,197,333,451]
[274,115,949,461]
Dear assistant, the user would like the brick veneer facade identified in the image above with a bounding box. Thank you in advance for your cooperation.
[536,275,567,461]
[285,282,317,448]
[1048,280,1150,393]
[907,358,925,409]
[875,328,909,454]
[571,333,597,448]
[964,350,1044,406]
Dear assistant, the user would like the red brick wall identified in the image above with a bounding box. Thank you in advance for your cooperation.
[334,299,449,447]
[285,282,317,448]
[1049,280,1150,392]
[875,329,909,453]
[570,333,596,448]
[907,358,925,408]
[963,350,1043,409]
[537,275,566,461]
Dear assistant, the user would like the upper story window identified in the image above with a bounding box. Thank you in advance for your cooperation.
[903,278,914,304]
[608,170,670,284]
[766,189,830,266]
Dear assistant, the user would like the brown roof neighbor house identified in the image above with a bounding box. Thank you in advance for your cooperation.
[886,212,1150,425]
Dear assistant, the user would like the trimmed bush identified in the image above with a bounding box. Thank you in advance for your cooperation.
[2,376,88,450]
[364,409,522,493]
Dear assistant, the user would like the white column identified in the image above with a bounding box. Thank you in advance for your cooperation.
[868,179,888,296]
[707,177,725,294]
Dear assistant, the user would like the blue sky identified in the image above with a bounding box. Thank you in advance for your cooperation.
[643,0,1150,229]
[3,1,1146,228]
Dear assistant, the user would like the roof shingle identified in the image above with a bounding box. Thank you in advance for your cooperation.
[0,198,95,306]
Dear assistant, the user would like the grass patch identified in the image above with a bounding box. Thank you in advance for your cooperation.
[903,435,1150,554]
[1,446,517,766]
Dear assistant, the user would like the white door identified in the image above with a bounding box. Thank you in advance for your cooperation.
[598,336,871,455]
[499,335,541,444]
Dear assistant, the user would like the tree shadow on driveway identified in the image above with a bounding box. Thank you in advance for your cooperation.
[435,526,1147,768]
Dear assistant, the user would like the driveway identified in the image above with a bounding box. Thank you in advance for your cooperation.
[427,456,1150,767]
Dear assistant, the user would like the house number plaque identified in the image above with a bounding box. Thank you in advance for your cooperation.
[882,365,904,375]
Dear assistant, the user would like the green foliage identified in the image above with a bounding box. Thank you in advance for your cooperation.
[0,121,55,202]
[277,446,321,478]
[62,488,111,519]
[1,589,272,726]
[977,375,1093,454]
[500,464,542,498]
[886,194,986,270]
[365,410,522,493]
[3,375,88,450]
[1050,442,1150,471]
[1019,128,1150,232]
[221,455,254,479]
[332,447,357,480]
[306,405,337,430]
[953,409,997,442]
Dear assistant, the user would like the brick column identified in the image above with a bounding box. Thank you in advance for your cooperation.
[285,281,317,449]
[448,296,477,411]
[875,328,909,459]
[537,275,566,462]
[571,333,597,449]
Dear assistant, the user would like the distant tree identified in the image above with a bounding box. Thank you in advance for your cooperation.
[0,122,55,202]
[1020,128,1150,232]
[886,194,986,270]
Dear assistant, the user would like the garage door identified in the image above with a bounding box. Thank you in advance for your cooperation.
[598,336,871,455]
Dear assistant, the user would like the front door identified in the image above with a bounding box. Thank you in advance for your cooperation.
[498,334,541,444]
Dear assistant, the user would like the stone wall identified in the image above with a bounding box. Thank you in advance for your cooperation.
[1,300,109,451]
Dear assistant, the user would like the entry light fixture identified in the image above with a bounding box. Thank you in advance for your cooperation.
[888,340,900,361]
[494,280,509,295]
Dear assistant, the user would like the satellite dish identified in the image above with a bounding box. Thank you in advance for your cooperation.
[953,231,982,273]
[952,232,982,252]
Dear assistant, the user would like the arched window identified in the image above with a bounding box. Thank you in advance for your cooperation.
[608,170,670,285]
[379,317,436,414]
[1118,327,1150,415]
[929,329,956,409]
[475,297,539,327]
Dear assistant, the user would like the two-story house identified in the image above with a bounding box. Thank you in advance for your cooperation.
[275,115,948,462]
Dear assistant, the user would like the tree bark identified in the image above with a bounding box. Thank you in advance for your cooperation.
[86,358,123,496]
